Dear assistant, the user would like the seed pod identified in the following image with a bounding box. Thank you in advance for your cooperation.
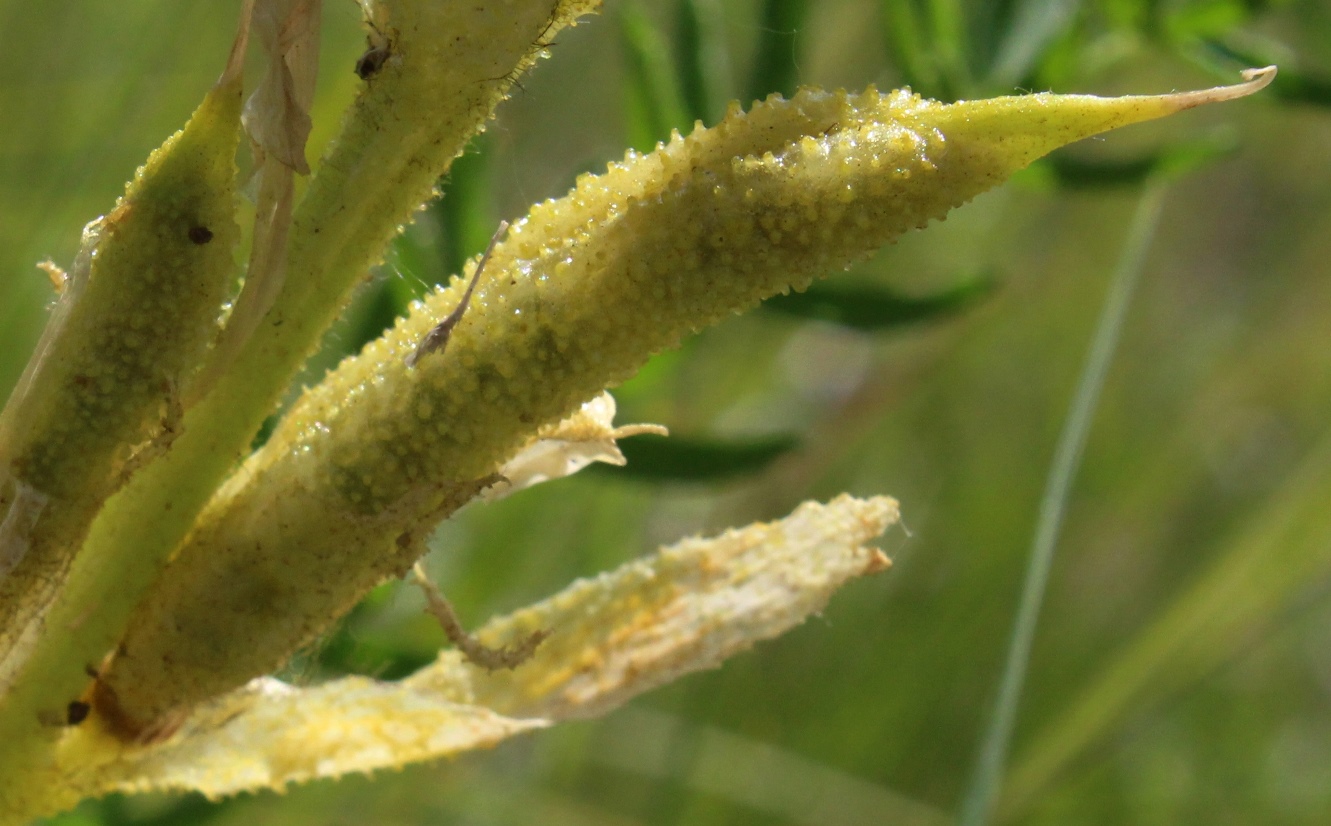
[61,0,607,655]
[94,69,1274,740]
[0,68,244,672]
[0,0,603,761]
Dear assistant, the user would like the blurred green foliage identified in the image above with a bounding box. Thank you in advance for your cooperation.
[3,0,1330,824]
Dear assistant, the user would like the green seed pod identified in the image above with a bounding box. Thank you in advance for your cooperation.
[0,0,604,768]
[94,69,1273,740]
[0,69,243,670]
[266,0,604,351]
[52,0,604,680]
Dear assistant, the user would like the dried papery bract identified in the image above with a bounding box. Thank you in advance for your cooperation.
[483,391,668,502]
[41,496,893,813]
[91,69,1274,741]
[189,0,321,404]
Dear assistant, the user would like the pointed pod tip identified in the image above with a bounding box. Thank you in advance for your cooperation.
[1243,65,1279,85]
[1165,65,1277,112]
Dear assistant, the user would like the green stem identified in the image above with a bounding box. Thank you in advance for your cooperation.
[1001,429,1331,818]
[957,181,1168,826]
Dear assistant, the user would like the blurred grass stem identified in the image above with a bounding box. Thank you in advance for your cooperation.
[957,181,1168,825]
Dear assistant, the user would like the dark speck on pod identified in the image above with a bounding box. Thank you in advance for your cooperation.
[188,226,214,245]
[66,700,91,726]
[355,41,390,80]
[355,19,393,82]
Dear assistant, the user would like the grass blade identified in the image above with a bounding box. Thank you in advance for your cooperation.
[983,0,1081,91]
[957,181,1169,825]
[747,0,809,100]
[676,0,733,123]
[618,0,690,151]
[1002,429,1331,818]
[762,274,994,330]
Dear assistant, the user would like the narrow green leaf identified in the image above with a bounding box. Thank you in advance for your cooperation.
[611,346,691,408]
[763,276,995,331]
[344,280,405,355]
[879,0,941,94]
[747,0,810,101]
[431,136,499,283]
[1028,132,1240,188]
[314,599,437,681]
[924,0,972,95]
[1003,431,1331,819]
[619,0,691,152]
[599,432,799,482]
[959,182,1168,826]
[878,0,971,99]
[1164,0,1252,40]
[675,0,732,124]
[983,0,1082,91]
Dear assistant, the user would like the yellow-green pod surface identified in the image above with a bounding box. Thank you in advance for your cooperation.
[263,0,602,349]
[94,71,1272,739]
[0,73,243,668]
[0,0,604,771]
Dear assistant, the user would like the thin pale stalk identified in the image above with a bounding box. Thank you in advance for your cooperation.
[1001,429,1331,818]
[957,181,1168,826]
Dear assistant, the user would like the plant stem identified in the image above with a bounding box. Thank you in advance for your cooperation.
[957,181,1168,826]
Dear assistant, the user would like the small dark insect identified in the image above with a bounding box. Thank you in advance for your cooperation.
[40,664,101,727]
[66,700,91,726]
[355,42,390,80]
[406,220,509,369]
[188,225,214,245]
[355,20,393,80]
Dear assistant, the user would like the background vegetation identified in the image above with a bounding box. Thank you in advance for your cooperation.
[2,0,1329,823]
